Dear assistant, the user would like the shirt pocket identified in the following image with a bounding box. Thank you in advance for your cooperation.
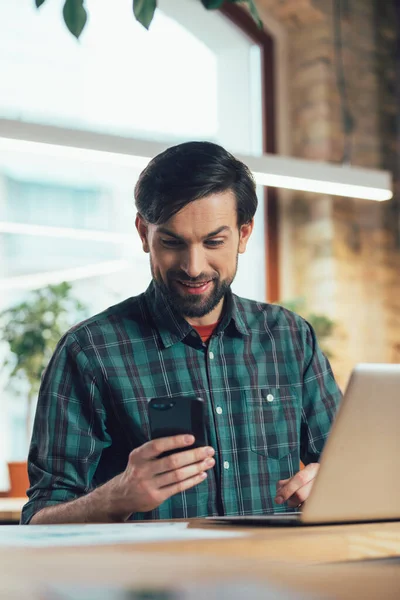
[246,387,300,459]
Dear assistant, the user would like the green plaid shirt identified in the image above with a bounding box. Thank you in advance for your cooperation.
[22,282,341,524]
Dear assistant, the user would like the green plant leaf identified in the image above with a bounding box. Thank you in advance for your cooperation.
[35,0,47,7]
[133,0,157,30]
[200,0,225,8]
[0,281,88,411]
[247,0,263,29]
[63,0,87,39]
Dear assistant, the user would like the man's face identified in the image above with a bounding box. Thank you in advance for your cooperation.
[136,191,253,321]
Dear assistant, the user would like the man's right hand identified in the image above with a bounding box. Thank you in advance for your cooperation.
[111,435,215,519]
[29,435,215,525]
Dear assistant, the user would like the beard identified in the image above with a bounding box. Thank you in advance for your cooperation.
[150,256,238,319]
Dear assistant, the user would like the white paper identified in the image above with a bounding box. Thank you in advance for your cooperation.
[0,522,247,547]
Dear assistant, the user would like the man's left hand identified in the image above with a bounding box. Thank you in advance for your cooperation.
[274,463,320,508]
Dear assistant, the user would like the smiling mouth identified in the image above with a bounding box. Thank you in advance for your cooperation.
[177,280,211,287]
[175,279,214,294]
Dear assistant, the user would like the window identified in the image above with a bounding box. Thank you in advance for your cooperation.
[0,0,264,489]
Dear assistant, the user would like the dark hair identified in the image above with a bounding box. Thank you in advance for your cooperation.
[134,141,257,227]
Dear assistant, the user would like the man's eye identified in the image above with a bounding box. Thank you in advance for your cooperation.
[205,240,224,247]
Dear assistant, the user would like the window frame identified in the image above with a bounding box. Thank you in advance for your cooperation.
[220,4,279,302]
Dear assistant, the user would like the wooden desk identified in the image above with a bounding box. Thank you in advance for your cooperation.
[0,520,399,599]
[0,498,25,523]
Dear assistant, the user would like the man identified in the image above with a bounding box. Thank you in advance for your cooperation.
[21,141,341,524]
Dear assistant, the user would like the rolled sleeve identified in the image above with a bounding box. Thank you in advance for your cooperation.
[300,322,342,465]
[21,333,111,524]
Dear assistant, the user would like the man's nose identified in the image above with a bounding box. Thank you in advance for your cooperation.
[180,246,206,279]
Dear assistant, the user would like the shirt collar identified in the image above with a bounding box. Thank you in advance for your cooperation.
[217,289,249,337]
[144,281,249,349]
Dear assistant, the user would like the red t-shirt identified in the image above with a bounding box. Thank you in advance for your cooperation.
[192,322,219,343]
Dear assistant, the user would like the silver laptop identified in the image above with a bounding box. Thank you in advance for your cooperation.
[206,363,400,526]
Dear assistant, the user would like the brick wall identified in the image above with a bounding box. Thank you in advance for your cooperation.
[258,0,400,388]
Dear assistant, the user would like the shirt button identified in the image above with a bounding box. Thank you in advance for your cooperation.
[209,351,214,360]
[190,331,197,337]
[223,461,230,470]
[216,406,223,415]
[266,394,274,402]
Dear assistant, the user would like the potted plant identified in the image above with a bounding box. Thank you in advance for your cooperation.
[0,282,87,497]
[277,298,336,358]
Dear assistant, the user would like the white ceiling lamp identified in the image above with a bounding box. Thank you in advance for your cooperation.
[0,120,393,202]
[239,153,392,202]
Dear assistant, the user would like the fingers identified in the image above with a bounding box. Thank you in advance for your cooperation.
[276,478,290,492]
[275,463,319,506]
[140,435,196,460]
[155,446,215,476]
[147,447,215,507]
[121,437,214,515]
[286,480,313,508]
[160,471,209,500]
[155,456,215,488]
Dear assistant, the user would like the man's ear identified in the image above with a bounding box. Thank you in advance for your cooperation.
[135,213,150,253]
[238,219,254,254]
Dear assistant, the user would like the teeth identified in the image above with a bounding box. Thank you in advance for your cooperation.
[179,281,208,288]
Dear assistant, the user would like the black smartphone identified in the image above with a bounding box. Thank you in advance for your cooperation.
[148,396,207,457]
